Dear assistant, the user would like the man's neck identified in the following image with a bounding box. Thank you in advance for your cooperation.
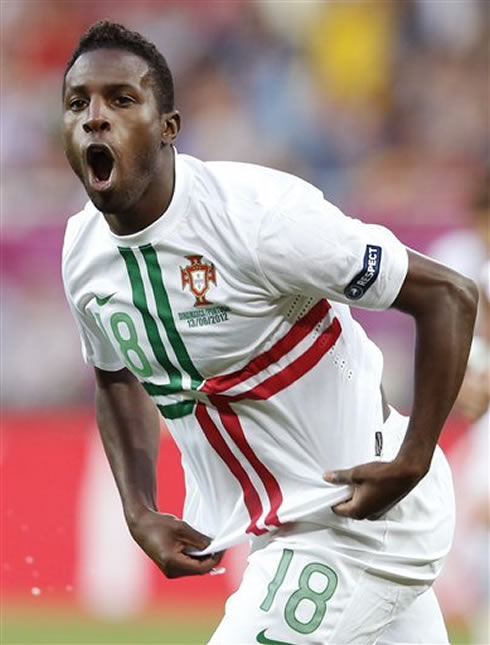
[104,146,175,236]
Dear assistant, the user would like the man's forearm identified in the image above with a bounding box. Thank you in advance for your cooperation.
[94,367,161,524]
[93,367,221,577]
[325,251,478,520]
[394,251,479,473]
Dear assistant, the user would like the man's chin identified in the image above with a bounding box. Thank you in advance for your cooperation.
[87,188,122,213]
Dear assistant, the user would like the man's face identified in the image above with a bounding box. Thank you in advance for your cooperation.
[63,48,164,214]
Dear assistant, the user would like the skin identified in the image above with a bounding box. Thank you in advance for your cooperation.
[63,48,479,577]
[63,48,179,235]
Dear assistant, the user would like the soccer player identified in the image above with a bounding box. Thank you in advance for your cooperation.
[61,21,478,644]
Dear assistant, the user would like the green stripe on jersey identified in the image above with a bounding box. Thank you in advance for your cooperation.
[140,244,202,388]
[142,381,180,397]
[157,400,196,419]
[119,247,183,392]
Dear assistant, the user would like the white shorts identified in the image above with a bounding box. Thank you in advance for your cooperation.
[209,410,455,644]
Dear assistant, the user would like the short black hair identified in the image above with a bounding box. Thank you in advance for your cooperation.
[64,20,174,113]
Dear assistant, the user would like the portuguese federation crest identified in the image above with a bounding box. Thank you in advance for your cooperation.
[180,255,217,307]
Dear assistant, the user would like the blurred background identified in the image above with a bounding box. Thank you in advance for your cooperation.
[1,1,488,643]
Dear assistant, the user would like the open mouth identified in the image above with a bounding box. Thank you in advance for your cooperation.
[86,144,115,185]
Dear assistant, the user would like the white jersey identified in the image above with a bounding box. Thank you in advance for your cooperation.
[62,150,408,553]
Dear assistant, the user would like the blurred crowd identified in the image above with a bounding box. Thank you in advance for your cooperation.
[1,1,488,639]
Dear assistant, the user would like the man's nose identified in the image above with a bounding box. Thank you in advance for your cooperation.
[83,99,110,133]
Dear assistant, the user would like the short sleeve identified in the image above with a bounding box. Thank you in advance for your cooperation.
[64,294,125,371]
[256,180,408,310]
[62,211,125,372]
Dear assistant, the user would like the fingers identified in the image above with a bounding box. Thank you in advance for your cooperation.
[165,550,223,578]
[331,500,362,519]
[323,468,354,485]
[196,549,225,566]
[332,499,390,521]
[177,521,213,551]
[324,468,356,517]
[324,461,386,485]
[331,497,380,521]
[325,460,414,521]
[166,521,224,578]
[331,501,383,521]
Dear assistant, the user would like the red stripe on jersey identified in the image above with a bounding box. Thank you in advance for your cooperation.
[195,402,267,536]
[201,299,331,395]
[195,301,342,537]
[212,397,283,529]
[229,316,342,402]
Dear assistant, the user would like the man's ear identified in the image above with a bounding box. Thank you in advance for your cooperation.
[161,110,181,145]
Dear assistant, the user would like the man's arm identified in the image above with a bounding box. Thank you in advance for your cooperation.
[324,249,479,520]
[94,366,222,576]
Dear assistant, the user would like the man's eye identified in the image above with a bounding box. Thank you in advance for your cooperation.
[114,96,134,107]
[69,99,87,111]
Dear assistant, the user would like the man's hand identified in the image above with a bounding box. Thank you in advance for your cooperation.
[323,459,426,521]
[127,509,223,578]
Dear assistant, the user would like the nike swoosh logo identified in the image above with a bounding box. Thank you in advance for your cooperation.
[256,629,296,645]
[94,293,116,306]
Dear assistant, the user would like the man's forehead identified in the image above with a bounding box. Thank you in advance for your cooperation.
[65,48,150,90]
